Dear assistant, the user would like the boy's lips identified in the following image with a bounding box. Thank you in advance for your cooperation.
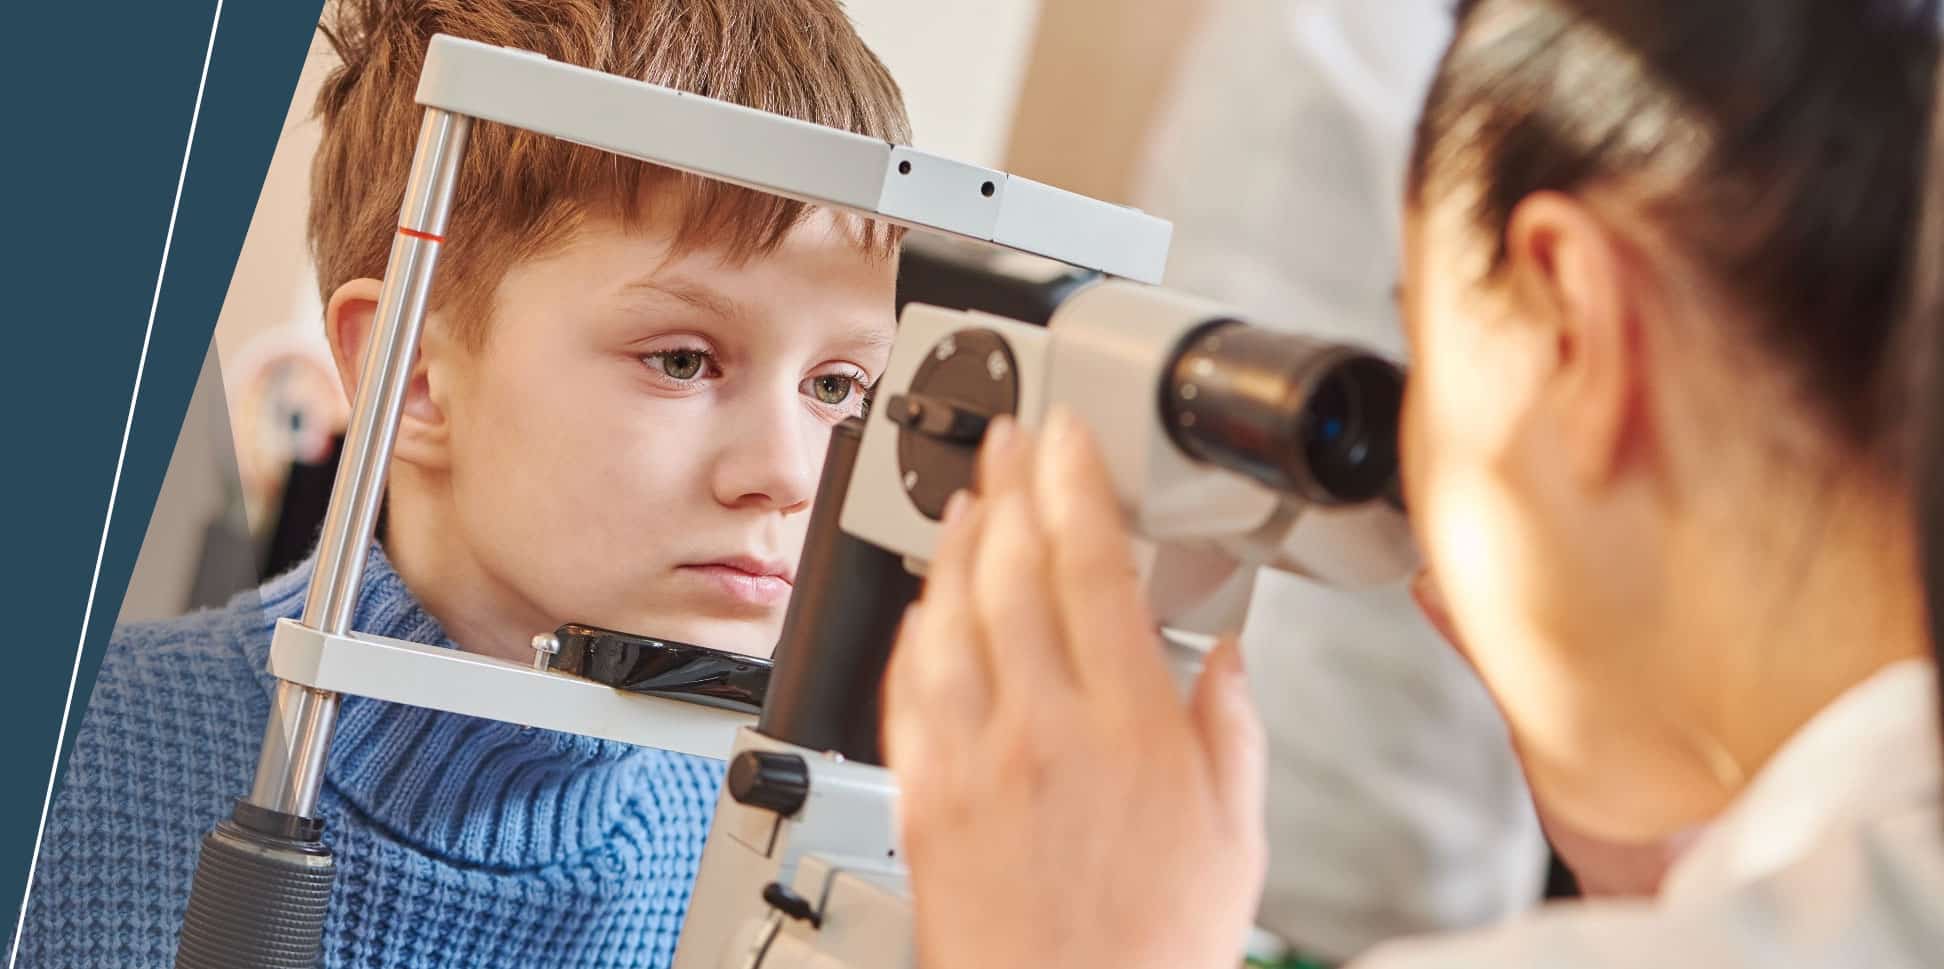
[676,556,795,609]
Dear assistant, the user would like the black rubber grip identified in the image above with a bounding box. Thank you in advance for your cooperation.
[175,812,335,969]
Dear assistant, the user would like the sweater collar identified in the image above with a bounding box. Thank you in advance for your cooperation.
[244,546,710,870]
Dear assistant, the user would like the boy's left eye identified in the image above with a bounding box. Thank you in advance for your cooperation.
[803,373,863,407]
[642,348,717,381]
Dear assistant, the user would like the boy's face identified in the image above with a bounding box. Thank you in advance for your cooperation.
[425,204,897,658]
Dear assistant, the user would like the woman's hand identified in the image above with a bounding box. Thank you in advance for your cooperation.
[883,409,1270,969]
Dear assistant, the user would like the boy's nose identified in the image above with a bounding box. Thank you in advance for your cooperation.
[710,397,819,514]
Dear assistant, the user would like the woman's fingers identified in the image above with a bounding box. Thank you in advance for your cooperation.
[971,486,1080,705]
[1189,637,1268,833]
[1032,407,1178,710]
[977,416,1032,498]
[890,408,1272,969]
[885,491,993,756]
[969,420,1078,699]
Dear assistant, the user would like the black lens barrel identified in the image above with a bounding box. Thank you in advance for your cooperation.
[1162,320,1404,505]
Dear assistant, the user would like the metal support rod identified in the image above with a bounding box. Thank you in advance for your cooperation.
[246,108,472,817]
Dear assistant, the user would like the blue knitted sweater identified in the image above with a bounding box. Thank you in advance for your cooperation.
[14,547,726,968]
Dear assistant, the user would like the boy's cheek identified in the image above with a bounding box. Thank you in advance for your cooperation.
[451,384,687,558]
[444,346,819,651]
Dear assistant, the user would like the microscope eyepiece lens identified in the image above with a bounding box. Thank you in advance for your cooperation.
[1162,321,1404,505]
[1298,355,1402,504]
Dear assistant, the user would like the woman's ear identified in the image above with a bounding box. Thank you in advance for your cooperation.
[1503,192,1643,489]
[323,278,453,472]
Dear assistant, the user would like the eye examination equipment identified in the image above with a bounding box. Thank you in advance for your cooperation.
[173,33,1409,969]
[532,623,773,716]
[670,276,1414,969]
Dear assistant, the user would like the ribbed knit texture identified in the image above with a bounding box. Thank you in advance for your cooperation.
[13,547,726,968]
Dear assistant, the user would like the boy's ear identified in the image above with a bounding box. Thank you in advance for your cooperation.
[1503,192,1643,490]
[323,278,452,471]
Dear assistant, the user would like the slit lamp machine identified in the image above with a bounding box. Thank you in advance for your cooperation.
[172,34,1416,969]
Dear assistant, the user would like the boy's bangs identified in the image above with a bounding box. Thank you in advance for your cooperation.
[645,168,903,266]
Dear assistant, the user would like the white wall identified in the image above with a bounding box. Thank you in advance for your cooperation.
[117,344,244,624]
[211,35,331,384]
[846,0,1044,165]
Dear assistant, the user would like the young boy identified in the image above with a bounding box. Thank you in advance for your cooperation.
[14,1,909,966]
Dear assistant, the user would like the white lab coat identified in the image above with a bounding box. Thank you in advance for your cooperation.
[1132,0,1547,960]
[1358,660,1944,968]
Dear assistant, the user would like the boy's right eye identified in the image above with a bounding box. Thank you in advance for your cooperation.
[642,348,718,382]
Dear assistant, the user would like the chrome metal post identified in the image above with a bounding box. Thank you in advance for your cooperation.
[245,108,472,817]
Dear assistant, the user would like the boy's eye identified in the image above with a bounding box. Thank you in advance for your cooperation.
[797,369,874,410]
[807,374,856,405]
[644,349,713,381]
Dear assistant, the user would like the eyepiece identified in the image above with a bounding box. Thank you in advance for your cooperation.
[1162,320,1404,505]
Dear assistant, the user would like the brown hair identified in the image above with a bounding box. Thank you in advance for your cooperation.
[1912,26,1944,754]
[1409,0,1938,462]
[309,0,911,347]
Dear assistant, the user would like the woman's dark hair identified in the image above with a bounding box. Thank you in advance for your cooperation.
[1409,0,1939,459]
[1913,52,1944,752]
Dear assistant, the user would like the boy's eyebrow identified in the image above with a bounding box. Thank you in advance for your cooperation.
[624,275,896,356]
[836,325,897,356]
[622,277,744,319]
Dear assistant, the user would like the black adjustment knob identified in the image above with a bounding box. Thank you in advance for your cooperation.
[762,882,822,927]
[884,393,991,444]
[727,750,811,816]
